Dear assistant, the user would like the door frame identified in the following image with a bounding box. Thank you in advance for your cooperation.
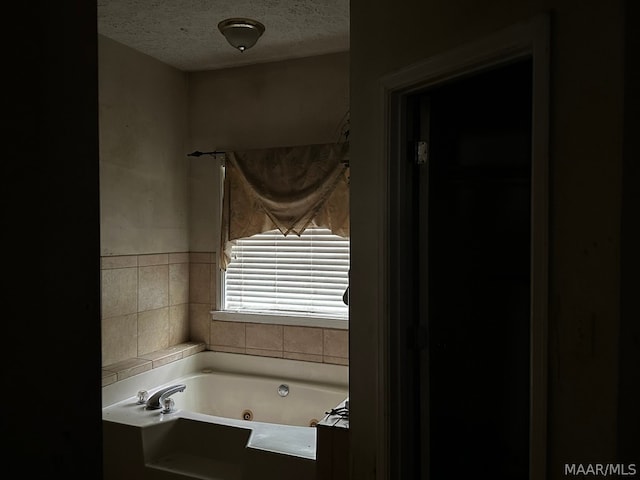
[378,14,550,479]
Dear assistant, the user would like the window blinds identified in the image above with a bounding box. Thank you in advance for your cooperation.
[224,228,350,318]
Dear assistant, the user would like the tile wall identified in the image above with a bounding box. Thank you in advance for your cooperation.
[101,252,193,367]
[210,321,349,366]
[101,250,348,386]
[187,252,217,345]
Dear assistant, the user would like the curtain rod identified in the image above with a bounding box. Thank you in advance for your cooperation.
[187,150,225,157]
[187,147,349,166]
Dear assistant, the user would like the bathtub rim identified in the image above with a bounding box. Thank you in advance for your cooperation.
[102,350,348,408]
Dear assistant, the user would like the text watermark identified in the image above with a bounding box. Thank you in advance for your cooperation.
[565,464,637,477]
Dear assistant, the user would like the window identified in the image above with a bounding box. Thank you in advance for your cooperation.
[223,227,350,320]
[215,142,350,328]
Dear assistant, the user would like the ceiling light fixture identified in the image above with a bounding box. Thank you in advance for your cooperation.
[217,18,265,53]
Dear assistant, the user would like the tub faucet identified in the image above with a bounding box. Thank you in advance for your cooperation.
[145,384,187,410]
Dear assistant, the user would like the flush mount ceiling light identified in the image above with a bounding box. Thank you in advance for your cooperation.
[217,18,265,52]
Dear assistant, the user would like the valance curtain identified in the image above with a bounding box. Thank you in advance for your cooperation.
[220,142,350,270]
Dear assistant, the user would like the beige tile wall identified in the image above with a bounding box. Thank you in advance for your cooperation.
[102,250,349,369]
[188,252,217,344]
[210,321,349,365]
[101,252,191,367]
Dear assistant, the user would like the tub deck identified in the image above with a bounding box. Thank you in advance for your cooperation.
[102,351,349,480]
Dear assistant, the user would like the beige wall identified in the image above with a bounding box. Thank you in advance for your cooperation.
[349,0,626,478]
[99,40,350,370]
[99,36,193,368]
[187,51,350,253]
[99,35,190,256]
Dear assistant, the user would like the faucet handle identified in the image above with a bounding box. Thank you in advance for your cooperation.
[161,397,175,414]
[137,390,149,404]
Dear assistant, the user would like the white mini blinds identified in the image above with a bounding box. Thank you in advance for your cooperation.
[224,227,350,318]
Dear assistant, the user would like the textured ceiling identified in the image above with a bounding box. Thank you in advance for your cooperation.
[97,0,350,72]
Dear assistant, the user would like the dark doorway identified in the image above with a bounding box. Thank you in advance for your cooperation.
[406,58,533,479]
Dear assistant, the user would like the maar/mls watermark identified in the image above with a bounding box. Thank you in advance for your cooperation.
[565,464,637,477]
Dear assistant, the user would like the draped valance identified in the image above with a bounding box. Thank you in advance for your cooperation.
[220,142,350,270]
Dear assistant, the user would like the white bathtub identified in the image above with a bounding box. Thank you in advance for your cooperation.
[102,351,349,480]
[169,371,346,427]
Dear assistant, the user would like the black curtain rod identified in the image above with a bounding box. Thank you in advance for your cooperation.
[187,148,349,166]
[187,150,225,157]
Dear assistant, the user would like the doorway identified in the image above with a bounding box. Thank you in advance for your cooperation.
[418,58,532,478]
[385,18,550,477]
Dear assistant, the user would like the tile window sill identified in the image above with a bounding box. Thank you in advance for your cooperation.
[210,310,349,330]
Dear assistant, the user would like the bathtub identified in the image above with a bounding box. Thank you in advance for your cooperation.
[102,351,349,480]
[164,371,346,427]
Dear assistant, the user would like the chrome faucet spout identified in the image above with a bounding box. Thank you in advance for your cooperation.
[145,384,186,410]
